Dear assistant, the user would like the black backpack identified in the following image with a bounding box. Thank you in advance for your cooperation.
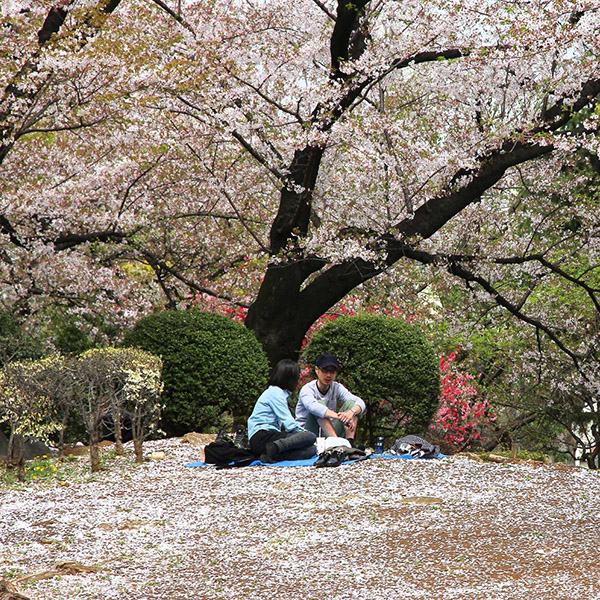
[204,437,255,469]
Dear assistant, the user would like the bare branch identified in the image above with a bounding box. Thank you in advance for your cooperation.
[146,0,196,35]
[137,248,250,308]
[311,0,336,21]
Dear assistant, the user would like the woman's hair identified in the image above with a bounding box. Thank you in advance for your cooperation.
[268,359,300,392]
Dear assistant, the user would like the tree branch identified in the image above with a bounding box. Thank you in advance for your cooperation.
[393,79,600,242]
[0,0,125,167]
[330,0,370,76]
[312,0,336,21]
[136,248,250,307]
[54,229,131,251]
[231,130,287,183]
[147,0,196,35]
[397,245,587,370]
[496,254,600,313]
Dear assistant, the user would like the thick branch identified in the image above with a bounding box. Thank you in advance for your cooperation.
[0,216,25,248]
[394,80,600,242]
[269,145,324,253]
[54,229,130,251]
[330,0,370,76]
[37,0,73,45]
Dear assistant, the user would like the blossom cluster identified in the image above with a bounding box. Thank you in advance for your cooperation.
[429,351,497,450]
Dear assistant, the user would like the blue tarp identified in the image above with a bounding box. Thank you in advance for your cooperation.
[184,452,445,468]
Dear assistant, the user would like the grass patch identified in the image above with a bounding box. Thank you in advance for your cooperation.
[0,446,134,489]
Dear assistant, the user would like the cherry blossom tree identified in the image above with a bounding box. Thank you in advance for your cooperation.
[1,0,600,381]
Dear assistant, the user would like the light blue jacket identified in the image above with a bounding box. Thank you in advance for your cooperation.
[248,385,304,440]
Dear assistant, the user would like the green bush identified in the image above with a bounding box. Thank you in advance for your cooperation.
[122,310,268,436]
[302,315,440,445]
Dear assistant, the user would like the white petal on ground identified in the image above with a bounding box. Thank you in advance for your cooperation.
[1,438,599,600]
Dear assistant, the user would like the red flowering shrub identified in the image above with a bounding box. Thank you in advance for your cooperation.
[187,292,248,323]
[429,351,496,451]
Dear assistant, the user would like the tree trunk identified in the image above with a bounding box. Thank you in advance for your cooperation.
[481,412,538,452]
[245,264,321,365]
[133,437,143,464]
[246,256,381,366]
[7,432,25,482]
[89,429,101,473]
[113,407,125,456]
[245,297,313,366]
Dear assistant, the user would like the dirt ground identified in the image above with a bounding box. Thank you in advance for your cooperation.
[1,436,599,600]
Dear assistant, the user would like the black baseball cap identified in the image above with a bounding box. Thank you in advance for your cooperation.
[315,354,341,370]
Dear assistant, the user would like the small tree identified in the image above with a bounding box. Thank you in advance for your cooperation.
[105,348,163,463]
[302,315,440,445]
[72,349,116,472]
[123,310,268,436]
[31,354,78,449]
[0,360,61,481]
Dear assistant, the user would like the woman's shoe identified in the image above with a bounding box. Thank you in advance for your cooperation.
[314,451,330,467]
[265,442,279,462]
[325,450,345,467]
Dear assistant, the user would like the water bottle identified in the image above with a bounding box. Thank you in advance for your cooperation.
[375,437,385,454]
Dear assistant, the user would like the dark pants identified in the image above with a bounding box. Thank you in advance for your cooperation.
[249,429,289,456]
[249,429,316,461]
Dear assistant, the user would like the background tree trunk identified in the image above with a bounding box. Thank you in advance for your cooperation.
[133,438,143,464]
[113,408,125,456]
[7,432,26,482]
[89,430,101,473]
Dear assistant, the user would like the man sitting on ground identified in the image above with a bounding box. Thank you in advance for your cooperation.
[295,354,366,446]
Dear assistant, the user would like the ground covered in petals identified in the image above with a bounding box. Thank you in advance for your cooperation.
[2,437,600,600]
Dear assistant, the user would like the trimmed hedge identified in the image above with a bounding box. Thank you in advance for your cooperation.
[123,310,268,436]
[302,315,440,445]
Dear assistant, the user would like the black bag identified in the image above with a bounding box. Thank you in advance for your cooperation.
[204,438,255,469]
[390,435,440,458]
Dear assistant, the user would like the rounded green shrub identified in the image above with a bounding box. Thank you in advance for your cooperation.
[122,310,269,436]
[302,314,440,445]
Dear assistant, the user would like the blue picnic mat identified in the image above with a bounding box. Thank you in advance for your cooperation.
[185,452,444,468]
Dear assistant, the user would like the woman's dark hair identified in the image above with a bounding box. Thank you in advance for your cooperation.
[268,359,300,392]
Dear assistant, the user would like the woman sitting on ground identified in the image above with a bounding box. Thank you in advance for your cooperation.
[248,359,317,463]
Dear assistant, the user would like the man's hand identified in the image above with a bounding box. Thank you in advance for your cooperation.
[338,409,356,426]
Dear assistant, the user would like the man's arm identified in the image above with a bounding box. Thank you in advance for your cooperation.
[335,383,366,413]
[297,383,333,420]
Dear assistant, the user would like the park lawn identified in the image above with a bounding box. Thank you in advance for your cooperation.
[1,437,600,600]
